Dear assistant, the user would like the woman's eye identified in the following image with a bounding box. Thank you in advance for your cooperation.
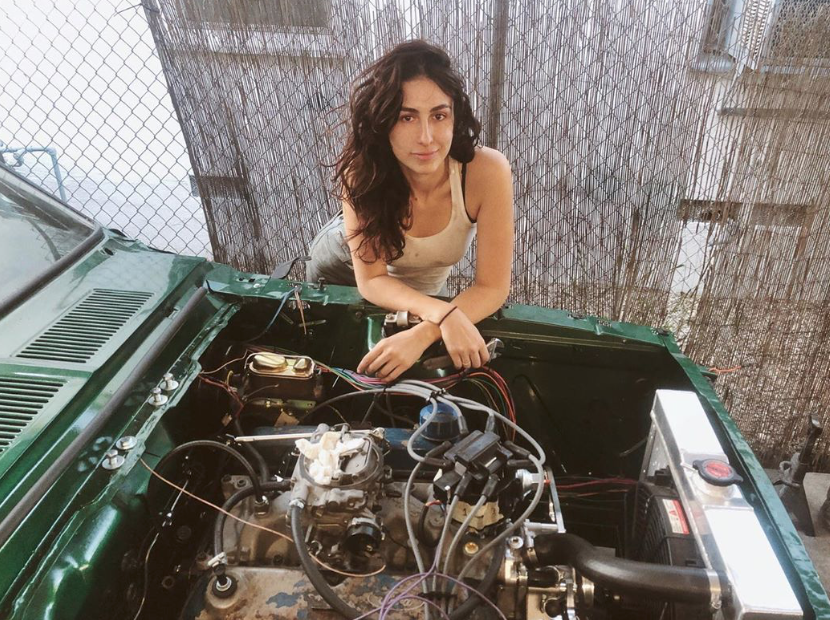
[434,113,447,121]
[400,115,414,122]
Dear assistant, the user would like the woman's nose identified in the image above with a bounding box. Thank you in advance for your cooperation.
[418,120,432,144]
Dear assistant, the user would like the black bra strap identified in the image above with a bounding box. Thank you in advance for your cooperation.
[461,162,467,202]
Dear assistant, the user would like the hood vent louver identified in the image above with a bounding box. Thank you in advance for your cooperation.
[16,289,153,363]
[0,376,67,453]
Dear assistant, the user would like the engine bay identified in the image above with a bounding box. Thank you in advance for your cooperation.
[128,298,802,620]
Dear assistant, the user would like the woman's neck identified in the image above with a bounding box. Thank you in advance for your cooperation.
[402,158,450,202]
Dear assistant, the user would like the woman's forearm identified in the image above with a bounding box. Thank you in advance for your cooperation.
[358,277,508,349]
[450,283,509,324]
[358,274,452,324]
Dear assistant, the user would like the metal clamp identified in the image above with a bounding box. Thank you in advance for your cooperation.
[707,569,723,610]
[206,552,228,570]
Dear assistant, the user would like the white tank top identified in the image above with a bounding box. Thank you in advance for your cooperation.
[386,158,476,295]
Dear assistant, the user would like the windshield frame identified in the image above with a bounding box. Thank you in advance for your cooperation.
[0,164,103,317]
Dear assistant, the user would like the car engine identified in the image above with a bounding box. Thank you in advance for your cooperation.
[141,330,801,620]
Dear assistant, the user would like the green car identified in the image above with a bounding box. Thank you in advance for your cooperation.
[0,162,826,620]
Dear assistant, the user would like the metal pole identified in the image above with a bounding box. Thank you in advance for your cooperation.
[0,145,67,202]
[485,0,510,149]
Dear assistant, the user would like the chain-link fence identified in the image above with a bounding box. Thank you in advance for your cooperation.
[3,0,830,469]
[1,0,210,256]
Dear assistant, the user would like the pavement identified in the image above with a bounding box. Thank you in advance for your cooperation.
[796,472,830,595]
[767,469,830,595]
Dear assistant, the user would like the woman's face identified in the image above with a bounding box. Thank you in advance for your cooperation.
[388,76,454,178]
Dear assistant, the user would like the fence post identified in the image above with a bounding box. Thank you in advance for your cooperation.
[485,0,509,149]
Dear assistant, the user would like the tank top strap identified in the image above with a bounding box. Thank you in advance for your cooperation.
[448,158,473,224]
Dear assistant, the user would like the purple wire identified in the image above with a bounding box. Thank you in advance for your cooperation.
[426,572,507,620]
[394,596,451,620]
[352,571,432,620]
[367,569,506,620]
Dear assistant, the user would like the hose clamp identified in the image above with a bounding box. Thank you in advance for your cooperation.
[288,498,306,510]
[706,569,723,610]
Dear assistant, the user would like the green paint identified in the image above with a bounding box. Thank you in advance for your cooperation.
[0,235,827,618]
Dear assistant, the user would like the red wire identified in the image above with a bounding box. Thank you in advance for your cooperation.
[199,375,244,416]
[561,489,630,498]
[468,369,516,423]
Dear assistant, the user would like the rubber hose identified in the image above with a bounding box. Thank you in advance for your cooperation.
[213,480,291,556]
[533,533,723,605]
[417,502,438,548]
[290,503,360,619]
[155,439,267,501]
[448,543,503,619]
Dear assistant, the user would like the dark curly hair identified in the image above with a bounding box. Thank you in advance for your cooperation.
[335,40,481,263]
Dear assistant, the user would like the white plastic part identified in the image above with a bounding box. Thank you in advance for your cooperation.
[295,431,366,485]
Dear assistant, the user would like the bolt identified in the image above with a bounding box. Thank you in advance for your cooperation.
[544,598,561,617]
[463,542,480,556]
[212,573,237,598]
[161,373,179,391]
[294,357,310,372]
[116,436,137,451]
[148,387,168,407]
[102,449,125,470]
[254,497,270,516]
[508,536,524,550]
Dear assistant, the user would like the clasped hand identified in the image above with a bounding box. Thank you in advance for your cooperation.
[357,308,490,383]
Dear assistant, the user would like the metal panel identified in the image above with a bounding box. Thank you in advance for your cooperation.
[0,376,67,453]
[15,289,153,363]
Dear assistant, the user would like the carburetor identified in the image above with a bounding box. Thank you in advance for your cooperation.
[290,425,386,559]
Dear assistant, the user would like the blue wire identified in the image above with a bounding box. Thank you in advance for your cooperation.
[242,288,295,343]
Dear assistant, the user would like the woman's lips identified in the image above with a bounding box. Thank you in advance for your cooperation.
[413,151,438,161]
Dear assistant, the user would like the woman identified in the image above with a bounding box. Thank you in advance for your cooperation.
[307,40,513,382]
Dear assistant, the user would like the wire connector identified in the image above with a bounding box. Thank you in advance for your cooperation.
[206,552,227,569]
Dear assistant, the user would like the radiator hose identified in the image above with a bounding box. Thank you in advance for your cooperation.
[533,533,726,606]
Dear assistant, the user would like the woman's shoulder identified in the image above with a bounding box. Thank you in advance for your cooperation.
[466,146,510,176]
[467,146,511,189]
[460,147,512,221]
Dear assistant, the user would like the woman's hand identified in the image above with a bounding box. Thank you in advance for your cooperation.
[357,324,434,383]
[439,307,490,370]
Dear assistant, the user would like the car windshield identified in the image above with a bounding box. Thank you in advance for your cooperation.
[0,165,97,305]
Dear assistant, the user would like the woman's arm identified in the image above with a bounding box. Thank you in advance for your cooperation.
[415,148,513,365]
[450,147,514,321]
